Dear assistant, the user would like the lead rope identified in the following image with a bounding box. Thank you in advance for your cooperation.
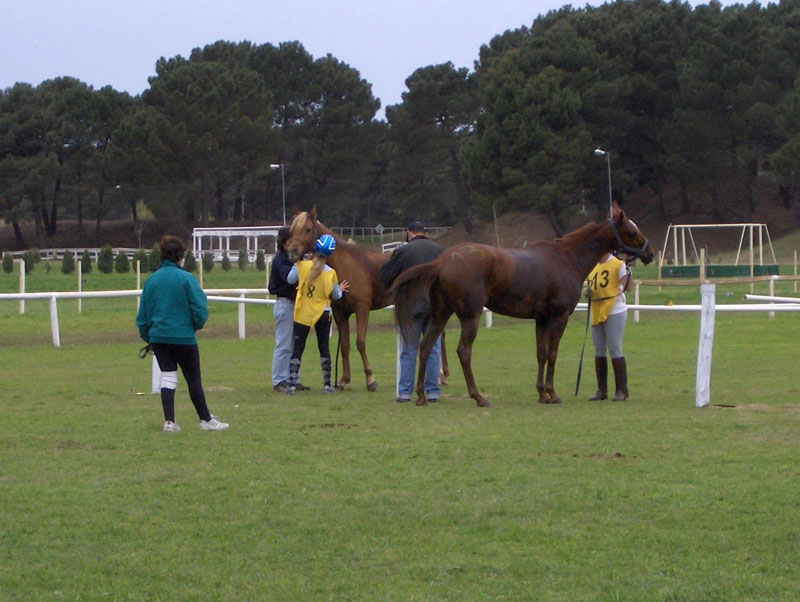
[575,295,591,396]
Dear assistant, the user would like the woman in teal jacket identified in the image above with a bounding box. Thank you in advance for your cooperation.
[137,235,228,432]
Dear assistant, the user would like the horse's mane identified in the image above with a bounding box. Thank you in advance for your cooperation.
[552,220,602,245]
[292,211,383,262]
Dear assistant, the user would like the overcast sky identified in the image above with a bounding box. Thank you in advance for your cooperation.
[2,0,751,120]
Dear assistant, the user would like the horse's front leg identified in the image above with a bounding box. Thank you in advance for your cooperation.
[333,308,351,387]
[354,308,377,392]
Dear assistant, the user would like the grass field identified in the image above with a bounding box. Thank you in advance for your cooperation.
[1,265,799,600]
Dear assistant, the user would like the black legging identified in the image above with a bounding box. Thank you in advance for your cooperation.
[289,311,332,387]
[151,343,212,422]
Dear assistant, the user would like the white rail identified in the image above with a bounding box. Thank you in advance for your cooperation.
[0,288,274,348]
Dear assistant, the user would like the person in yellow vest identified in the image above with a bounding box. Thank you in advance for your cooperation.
[285,234,349,395]
[586,252,631,401]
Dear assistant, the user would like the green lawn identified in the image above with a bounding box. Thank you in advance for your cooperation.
[1,264,799,600]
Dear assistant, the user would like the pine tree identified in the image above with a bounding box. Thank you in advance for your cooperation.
[148,243,161,271]
[132,249,148,272]
[61,250,75,274]
[183,250,198,272]
[81,250,93,273]
[256,250,266,271]
[115,250,130,273]
[97,245,114,274]
[2,253,14,274]
[202,252,214,272]
[221,251,232,272]
[23,248,40,274]
[237,250,248,271]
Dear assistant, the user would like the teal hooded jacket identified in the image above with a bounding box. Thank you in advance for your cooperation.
[136,260,208,345]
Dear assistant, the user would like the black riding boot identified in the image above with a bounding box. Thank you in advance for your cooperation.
[612,356,628,401]
[588,356,608,401]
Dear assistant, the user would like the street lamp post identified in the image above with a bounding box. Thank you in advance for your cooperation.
[594,148,612,217]
[269,164,286,225]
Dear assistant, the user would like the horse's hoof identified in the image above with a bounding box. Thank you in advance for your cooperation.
[477,400,491,407]
[366,380,378,392]
[539,397,562,404]
[415,398,428,406]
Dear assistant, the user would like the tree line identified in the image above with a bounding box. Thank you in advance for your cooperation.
[2,0,800,249]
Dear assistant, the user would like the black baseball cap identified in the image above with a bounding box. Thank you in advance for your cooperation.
[407,221,427,232]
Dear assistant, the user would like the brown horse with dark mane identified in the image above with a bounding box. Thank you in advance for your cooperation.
[285,208,392,391]
[390,203,655,407]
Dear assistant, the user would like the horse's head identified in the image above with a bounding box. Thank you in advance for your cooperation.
[285,207,318,262]
[609,202,655,264]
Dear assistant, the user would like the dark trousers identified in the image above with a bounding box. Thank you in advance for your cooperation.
[151,343,212,422]
[289,311,332,387]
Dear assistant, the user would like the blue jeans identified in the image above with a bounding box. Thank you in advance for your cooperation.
[272,297,295,385]
[398,314,441,400]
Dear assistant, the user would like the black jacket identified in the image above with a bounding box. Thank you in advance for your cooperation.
[268,249,297,299]
[379,236,443,316]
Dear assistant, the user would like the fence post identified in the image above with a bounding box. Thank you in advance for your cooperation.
[136,260,141,311]
[485,310,493,329]
[695,283,715,408]
[657,250,663,292]
[77,259,82,313]
[699,247,705,283]
[769,275,776,319]
[634,282,640,324]
[50,295,61,348]
[19,259,25,315]
[238,291,246,340]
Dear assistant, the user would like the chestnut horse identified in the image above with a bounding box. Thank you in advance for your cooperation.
[390,203,655,407]
[285,209,392,391]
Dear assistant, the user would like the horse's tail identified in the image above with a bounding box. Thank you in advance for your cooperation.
[387,258,442,344]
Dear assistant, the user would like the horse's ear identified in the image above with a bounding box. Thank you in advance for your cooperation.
[310,205,317,220]
[294,208,301,216]
[612,201,625,224]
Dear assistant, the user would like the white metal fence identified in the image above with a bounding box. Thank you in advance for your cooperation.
[3,274,799,407]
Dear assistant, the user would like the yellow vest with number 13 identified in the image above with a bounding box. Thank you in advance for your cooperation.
[587,256,624,326]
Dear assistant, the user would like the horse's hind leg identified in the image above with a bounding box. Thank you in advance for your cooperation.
[439,330,449,386]
[354,309,377,391]
[535,315,567,404]
[542,314,569,404]
[455,314,489,407]
[534,321,548,402]
[415,313,450,406]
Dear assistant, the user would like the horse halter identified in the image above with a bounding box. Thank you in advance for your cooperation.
[607,217,649,263]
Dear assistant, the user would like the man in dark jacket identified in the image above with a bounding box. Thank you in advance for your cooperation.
[379,222,444,402]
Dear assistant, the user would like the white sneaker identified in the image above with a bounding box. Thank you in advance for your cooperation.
[199,416,229,431]
[163,421,181,433]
